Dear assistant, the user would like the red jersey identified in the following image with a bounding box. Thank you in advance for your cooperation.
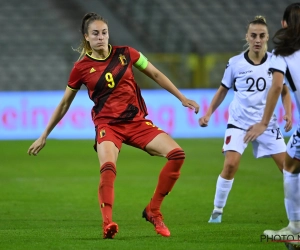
[68,45,148,126]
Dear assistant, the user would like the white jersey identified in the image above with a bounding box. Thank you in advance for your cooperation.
[269,50,300,129]
[222,51,278,130]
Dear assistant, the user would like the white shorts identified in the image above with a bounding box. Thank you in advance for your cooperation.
[222,127,286,158]
[286,129,300,160]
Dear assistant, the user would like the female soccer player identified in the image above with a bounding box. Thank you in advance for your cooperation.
[199,16,292,223]
[245,3,300,244]
[27,12,199,239]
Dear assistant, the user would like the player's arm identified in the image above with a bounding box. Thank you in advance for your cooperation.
[27,87,78,156]
[136,54,199,114]
[259,71,284,125]
[40,87,77,138]
[202,85,228,117]
[281,84,292,132]
[199,85,228,127]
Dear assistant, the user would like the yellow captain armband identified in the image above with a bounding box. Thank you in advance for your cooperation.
[134,52,148,70]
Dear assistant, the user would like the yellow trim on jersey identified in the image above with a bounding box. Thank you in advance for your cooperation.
[134,52,148,70]
[86,44,112,61]
[67,86,79,92]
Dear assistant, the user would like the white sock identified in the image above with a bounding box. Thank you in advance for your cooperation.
[283,170,300,226]
[213,175,234,212]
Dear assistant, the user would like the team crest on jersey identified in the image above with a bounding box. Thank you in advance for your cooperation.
[90,67,96,73]
[225,135,231,145]
[99,129,106,138]
[118,54,127,66]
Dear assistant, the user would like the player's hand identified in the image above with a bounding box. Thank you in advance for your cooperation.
[199,114,211,127]
[283,114,292,132]
[244,123,267,143]
[27,137,46,156]
[182,98,200,114]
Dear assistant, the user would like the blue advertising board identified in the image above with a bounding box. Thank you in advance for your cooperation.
[0,90,297,140]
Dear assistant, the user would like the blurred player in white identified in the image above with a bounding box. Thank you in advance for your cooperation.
[245,3,300,245]
[199,16,292,223]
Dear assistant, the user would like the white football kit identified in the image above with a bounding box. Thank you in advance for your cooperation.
[270,50,300,159]
[221,51,286,158]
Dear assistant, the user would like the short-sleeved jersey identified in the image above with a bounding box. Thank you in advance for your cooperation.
[222,51,278,130]
[269,50,300,128]
[68,45,148,126]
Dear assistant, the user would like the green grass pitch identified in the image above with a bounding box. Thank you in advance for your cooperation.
[0,139,290,249]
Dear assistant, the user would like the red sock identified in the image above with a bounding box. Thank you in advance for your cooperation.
[98,162,116,225]
[149,148,185,213]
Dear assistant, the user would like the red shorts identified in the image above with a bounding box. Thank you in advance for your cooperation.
[94,119,166,151]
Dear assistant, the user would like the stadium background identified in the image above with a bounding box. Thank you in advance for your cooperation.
[0,0,298,140]
[0,0,296,91]
[1,1,299,249]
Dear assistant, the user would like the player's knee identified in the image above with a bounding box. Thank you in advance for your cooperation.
[225,161,236,169]
[222,162,238,178]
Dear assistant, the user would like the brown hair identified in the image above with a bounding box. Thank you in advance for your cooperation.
[273,3,300,56]
[74,12,108,61]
